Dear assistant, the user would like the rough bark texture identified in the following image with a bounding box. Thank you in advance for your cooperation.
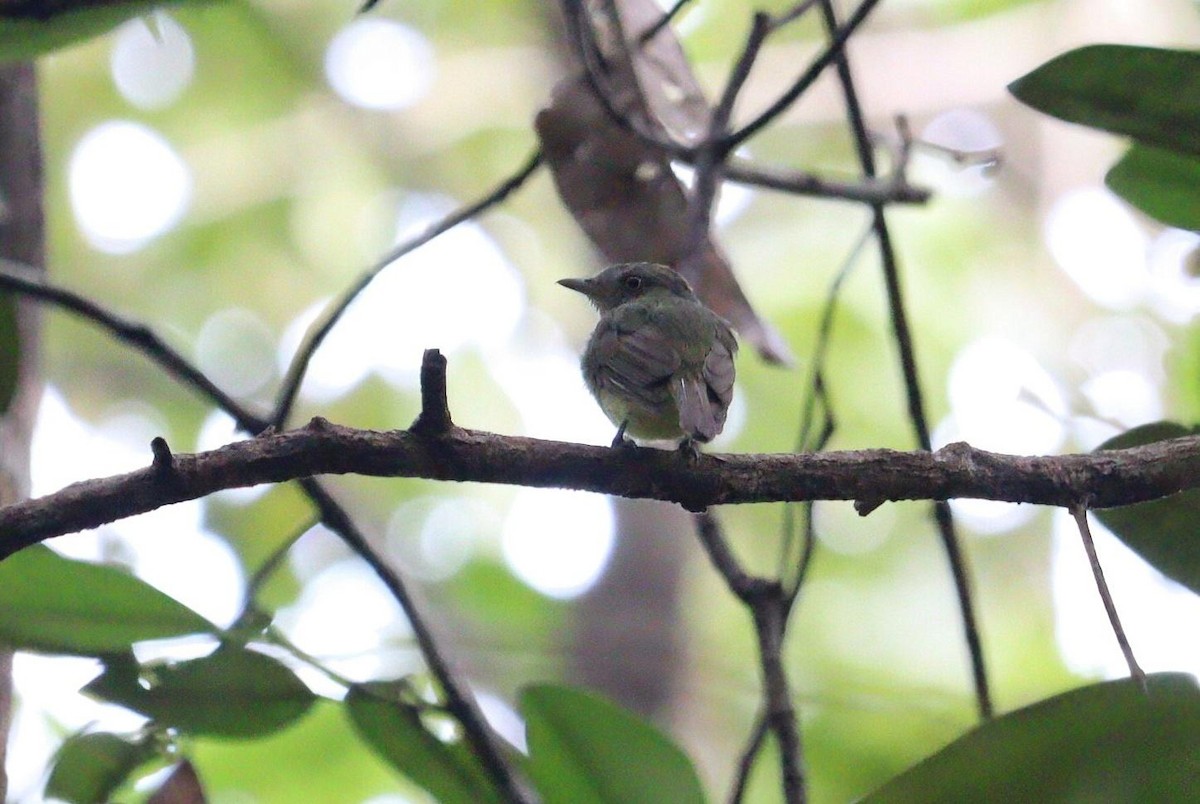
[3,417,1199,559]
[0,59,44,801]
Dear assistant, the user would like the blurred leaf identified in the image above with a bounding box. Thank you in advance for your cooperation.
[0,1,194,62]
[84,644,316,738]
[147,760,207,804]
[192,700,404,801]
[45,731,158,804]
[0,545,214,654]
[345,682,504,804]
[1106,144,1200,230]
[520,683,706,804]
[444,559,564,636]
[0,293,18,414]
[1008,45,1200,156]
[1093,421,1200,595]
[865,673,1200,802]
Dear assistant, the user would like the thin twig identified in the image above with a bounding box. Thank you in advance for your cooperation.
[816,0,992,719]
[1069,505,1146,689]
[694,513,806,804]
[766,0,821,32]
[299,477,533,801]
[271,149,543,429]
[724,0,885,149]
[686,12,772,255]
[722,160,930,205]
[0,260,532,802]
[0,259,270,432]
[638,0,696,43]
[778,222,869,597]
[729,713,769,803]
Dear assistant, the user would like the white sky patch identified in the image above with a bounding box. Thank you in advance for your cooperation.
[485,313,614,443]
[325,18,436,110]
[1079,369,1163,429]
[502,489,615,600]
[1044,187,1149,309]
[944,337,1067,456]
[916,108,1003,197]
[937,338,1067,534]
[69,120,192,254]
[111,11,195,109]
[1147,228,1200,323]
[386,496,492,583]
[275,559,414,684]
[278,194,525,401]
[195,307,278,399]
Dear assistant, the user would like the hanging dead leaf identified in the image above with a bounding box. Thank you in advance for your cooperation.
[537,2,793,364]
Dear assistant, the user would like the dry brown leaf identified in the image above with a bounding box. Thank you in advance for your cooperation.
[537,2,793,364]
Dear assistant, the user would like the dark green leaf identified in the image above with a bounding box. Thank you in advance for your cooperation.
[1009,45,1200,156]
[0,1,200,63]
[45,731,158,804]
[0,545,215,654]
[1106,144,1200,230]
[1093,421,1200,594]
[865,673,1200,802]
[520,683,706,804]
[84,644,316,738]
[345,683,503,804]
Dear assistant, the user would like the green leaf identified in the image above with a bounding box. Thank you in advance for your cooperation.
[865,673,1200,802]
[1008,45,1200,156]
[84,644,316,738]
[1106,144,1200,230]
[45,732,158,804]
[520,683,706,804]
[1093,421,1200,595]
[0,1,206,62]
[0,545,215,654]
[345,682,503,804]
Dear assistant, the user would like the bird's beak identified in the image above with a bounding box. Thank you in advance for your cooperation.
[557,277,593,296]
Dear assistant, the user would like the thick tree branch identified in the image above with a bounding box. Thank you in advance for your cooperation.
[3,419,1198,560]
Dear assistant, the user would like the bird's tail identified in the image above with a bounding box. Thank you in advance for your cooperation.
[675,375,721,443]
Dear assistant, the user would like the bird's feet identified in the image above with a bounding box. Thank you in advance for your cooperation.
[610,421,636,450]
[678,436,702,463]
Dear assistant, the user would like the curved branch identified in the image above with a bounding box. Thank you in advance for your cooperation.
[271,149,543,429]
[4,415,1198,559]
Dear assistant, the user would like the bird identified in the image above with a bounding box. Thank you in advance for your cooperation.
[558,262,737,449]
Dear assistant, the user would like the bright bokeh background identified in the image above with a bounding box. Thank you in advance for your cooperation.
[10,0,1200,801]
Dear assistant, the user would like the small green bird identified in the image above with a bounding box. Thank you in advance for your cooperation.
[559,263,737,448]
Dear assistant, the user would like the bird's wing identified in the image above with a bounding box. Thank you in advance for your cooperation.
[703,327,737,411]
[588,312,680,413]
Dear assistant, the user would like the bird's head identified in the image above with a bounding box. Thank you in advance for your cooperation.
[558,263,697,312]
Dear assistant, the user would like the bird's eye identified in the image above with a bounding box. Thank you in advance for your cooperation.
[623,275,643,291]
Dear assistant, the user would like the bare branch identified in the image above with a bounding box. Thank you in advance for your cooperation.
[722,160,930,206]
[695,512,806,802]
[271,149,543,429]
[815,0,991,718]
[1070,505,1146,689]
[4,419,1199,558]
[725,0,885,149]
[0,259,269,432]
